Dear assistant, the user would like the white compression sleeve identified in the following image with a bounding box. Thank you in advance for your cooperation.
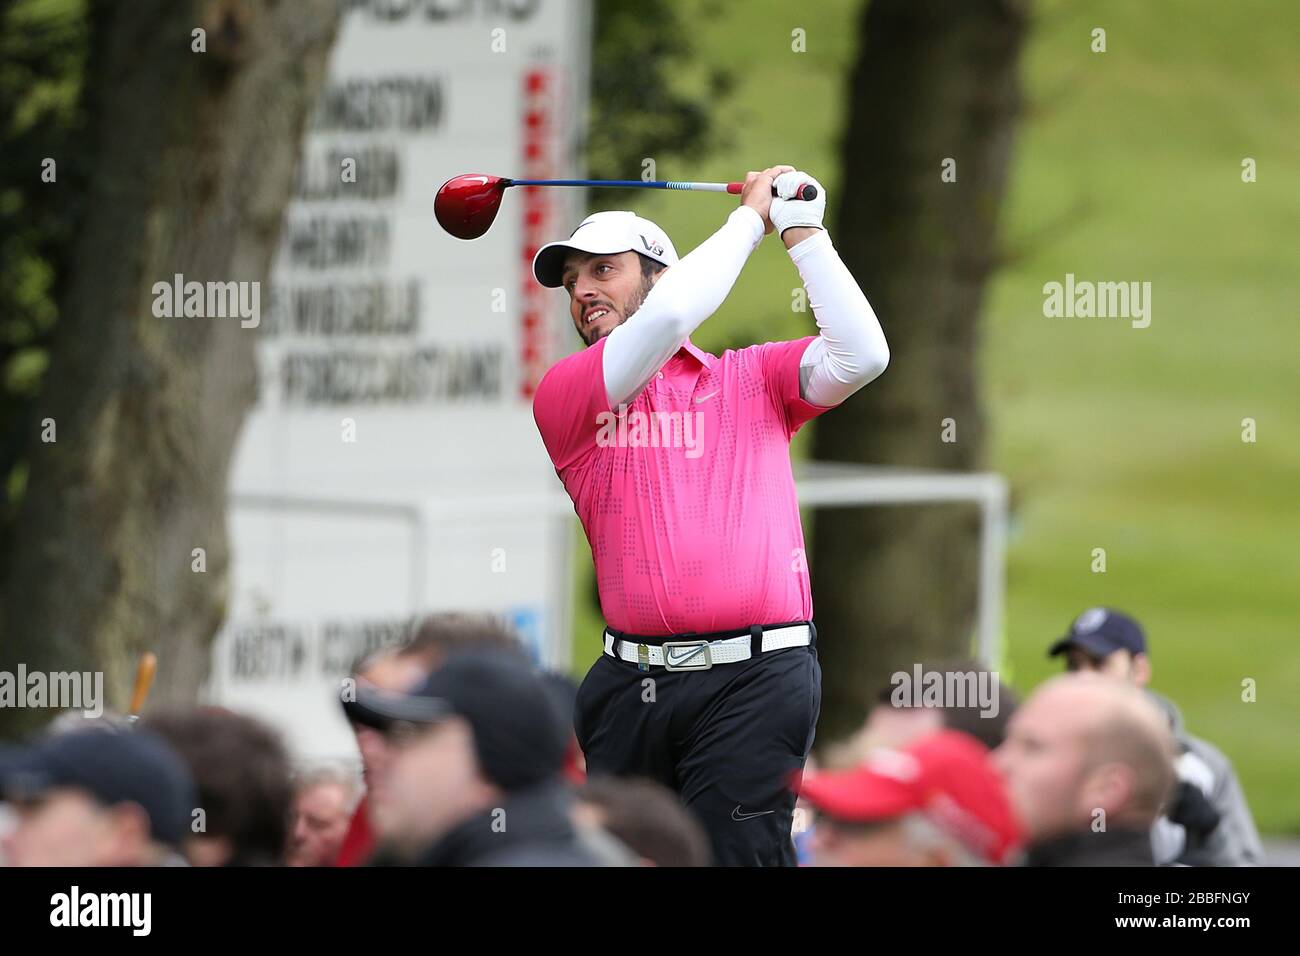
[602,206,765,408]
[787,229,889,407]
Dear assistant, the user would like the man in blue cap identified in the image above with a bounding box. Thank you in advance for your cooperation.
[0,729,194,866]
[1050,607,1263,866]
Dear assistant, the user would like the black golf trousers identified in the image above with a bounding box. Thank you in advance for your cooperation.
[574,624,822,867]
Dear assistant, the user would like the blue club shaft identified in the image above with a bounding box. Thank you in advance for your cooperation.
[508,179,731,191]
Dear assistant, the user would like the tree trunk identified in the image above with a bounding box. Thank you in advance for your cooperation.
[0,0,338,738]
[810,0,1029,741]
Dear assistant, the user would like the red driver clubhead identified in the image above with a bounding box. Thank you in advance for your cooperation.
[435,173,510,240]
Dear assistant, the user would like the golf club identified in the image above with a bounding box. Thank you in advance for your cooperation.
[435,173,819,240]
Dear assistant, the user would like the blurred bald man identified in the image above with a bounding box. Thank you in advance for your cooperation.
[994,673,1176,866]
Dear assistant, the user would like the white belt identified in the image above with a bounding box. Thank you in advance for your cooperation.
[603,624,812,671]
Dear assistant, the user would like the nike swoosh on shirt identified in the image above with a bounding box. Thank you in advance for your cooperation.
[693,390,721,404]
[731,806,776,822]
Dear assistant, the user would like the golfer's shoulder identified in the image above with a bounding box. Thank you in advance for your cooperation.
[533,338,608,424]
[724,336,819,374]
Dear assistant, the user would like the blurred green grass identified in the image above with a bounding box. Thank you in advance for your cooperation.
[988,0,1300,835]
[568,0,1299,833]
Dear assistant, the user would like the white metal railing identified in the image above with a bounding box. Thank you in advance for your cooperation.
[229,461,1009,666]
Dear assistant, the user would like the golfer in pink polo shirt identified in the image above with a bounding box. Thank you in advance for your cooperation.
[532,165,889,866]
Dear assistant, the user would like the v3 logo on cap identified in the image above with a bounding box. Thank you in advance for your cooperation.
[1073,608,1108,633]
[533,211,679,288]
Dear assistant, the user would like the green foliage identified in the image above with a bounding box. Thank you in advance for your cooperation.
[989,0,1300,834]
[585,0,734,191]
[0,0,89,516]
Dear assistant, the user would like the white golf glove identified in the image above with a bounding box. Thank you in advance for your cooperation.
[770,170,826,236]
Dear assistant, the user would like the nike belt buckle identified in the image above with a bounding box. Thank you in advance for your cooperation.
[662,640,712,672]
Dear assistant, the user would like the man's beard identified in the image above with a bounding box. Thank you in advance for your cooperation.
[583,274,656,346]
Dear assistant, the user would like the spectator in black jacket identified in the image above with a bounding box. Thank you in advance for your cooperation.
[349,648,604,866]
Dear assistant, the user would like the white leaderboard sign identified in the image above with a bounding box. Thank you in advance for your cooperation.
[210,0,591,760]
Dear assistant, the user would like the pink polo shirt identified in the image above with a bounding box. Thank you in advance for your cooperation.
[533,335,834,636]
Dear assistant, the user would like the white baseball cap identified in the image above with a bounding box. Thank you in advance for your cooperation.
[532,211,678,288]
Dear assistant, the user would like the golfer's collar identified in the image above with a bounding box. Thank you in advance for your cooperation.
[680,339,714,369]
